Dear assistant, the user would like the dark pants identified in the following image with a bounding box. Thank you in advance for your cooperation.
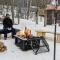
[3,28,16,39]
[0,27,20,40]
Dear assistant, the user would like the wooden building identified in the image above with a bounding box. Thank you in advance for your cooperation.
[45,5,60,26]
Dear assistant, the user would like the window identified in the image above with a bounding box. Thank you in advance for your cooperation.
[47,10,53,25]
[58,0,60,4]
[57,11,60,20]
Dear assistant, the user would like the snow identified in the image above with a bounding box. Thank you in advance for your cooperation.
[0,2,60,59]
[0,17,60,60]
[0,18,60,37]
[0,39,60,60]
[51,0,56,5]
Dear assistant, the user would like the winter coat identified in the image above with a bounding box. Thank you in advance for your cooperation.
[3,17,13,28]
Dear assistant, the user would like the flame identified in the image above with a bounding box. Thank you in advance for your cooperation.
[16,27,32,38]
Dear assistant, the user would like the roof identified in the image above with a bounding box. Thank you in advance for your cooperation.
[46,5,60,10]
[57,6,60,10]
[46,5,55,10]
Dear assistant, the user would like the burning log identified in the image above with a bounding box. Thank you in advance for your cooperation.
[16,27,32,38]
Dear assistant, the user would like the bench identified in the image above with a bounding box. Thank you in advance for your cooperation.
[36,31,60,43]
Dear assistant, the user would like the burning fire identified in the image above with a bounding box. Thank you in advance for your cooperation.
[16,27,32,38]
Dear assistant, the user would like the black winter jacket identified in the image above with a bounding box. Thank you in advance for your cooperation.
[3,17,13,28]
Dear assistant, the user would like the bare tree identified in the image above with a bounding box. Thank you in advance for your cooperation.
[11,0,14,23]
[26,0,51,24]
[0,0,51,24]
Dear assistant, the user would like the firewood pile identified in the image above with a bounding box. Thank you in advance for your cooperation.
[0,42,7,52]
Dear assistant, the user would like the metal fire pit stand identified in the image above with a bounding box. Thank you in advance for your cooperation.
[14,36,49,55]
[29,36,50,55]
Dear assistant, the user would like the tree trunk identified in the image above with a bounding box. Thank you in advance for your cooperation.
[11,0,14,23]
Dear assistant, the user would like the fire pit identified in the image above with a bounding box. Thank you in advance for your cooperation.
[15,27,49,55]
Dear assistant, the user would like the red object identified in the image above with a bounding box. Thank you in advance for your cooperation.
[46,5,60,10]
[57,6,60,10]
[46,5,60,11]
[46,5,55,10]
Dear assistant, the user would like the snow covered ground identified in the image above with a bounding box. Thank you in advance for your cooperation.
[0,18,60,60]
[0,18,60,39]
[0,38,60,60]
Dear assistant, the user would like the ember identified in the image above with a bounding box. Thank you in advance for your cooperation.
[16,27,32,38]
